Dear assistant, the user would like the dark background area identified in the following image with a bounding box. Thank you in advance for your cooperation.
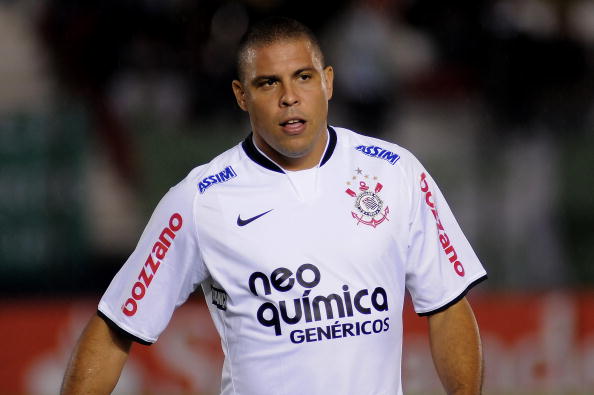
[1,0,593,297]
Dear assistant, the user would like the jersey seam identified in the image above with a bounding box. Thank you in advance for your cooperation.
[192,186,209,282]
[397,154,423,275]
[403,156,422,229]
[220,304,237,395]
[192,176,237,394]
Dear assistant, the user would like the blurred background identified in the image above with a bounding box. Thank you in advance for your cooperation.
[1,0,593,393]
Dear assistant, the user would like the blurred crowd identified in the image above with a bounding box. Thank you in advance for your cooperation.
[1,0,594,295]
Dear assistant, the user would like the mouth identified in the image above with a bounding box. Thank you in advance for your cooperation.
[280,118,306,127]
[279,118,307,134]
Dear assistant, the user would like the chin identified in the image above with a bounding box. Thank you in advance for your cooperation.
[280,147,309,159]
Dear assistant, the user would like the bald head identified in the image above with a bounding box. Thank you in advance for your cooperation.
[236,16,325,83]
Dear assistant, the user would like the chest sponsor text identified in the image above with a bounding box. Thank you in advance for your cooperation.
[248,263,390,344]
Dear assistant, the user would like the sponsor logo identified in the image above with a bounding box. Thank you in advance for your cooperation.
[420,172,465,277]
[211,285,228,311]
[121,213,183,316]
[345,168,389,228]
[248,263,390,344]
[355,145,400,165]
[198,166,237,194]
[237,209,273,227]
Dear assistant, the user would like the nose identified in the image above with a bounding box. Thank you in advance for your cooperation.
[280,83,299,107]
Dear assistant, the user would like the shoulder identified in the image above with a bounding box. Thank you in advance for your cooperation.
[333,126,423,172]
[170,140,244,196]
[331,126,429,203]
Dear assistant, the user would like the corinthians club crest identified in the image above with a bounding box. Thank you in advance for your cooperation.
[345,168,389,228]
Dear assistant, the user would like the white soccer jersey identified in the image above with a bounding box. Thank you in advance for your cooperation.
[99,126,487,395]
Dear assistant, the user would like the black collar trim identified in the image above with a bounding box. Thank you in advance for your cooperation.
[241,134,284,173]
[321,126,337,166]
[241,126,337,173]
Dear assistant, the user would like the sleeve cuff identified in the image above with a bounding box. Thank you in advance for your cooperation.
[417,274,488,317]
[97,310,153,346]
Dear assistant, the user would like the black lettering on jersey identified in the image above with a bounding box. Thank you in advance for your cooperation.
[248,262,390,336]
[211,285,228,311]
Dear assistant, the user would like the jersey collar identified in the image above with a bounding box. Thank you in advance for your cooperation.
[241,126,337,173]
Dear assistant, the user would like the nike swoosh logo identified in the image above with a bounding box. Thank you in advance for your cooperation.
[237,209,273,226]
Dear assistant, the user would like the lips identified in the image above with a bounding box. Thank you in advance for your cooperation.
[280,118,305,126]
[280,118,306,134]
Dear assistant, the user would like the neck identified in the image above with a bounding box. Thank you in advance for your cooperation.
[253,129,328,171]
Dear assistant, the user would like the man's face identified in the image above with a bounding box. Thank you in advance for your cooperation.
[232,38,334,170]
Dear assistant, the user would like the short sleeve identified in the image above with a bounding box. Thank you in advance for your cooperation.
[98,178,208,343]
[405,161,487,315]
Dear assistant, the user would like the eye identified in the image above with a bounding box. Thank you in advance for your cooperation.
[259,78,277,87]
[298,73,312,81]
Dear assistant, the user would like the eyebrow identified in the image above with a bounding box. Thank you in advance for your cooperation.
[250,67,318,86]
[251,75,278,86]
[294,67,316,75]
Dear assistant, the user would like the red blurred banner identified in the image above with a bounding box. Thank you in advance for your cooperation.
[1,292,593,394]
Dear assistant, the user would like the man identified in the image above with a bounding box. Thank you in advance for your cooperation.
[62,17,487,395]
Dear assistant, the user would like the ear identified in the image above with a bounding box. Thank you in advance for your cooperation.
[323,66,334,100]
[232,80,248,111]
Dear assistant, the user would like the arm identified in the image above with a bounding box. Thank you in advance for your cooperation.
[427,297,483,395]
[61,314,132,395]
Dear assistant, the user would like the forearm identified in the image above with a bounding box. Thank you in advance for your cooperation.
[427,297,483,395]
[61,314,132,395]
